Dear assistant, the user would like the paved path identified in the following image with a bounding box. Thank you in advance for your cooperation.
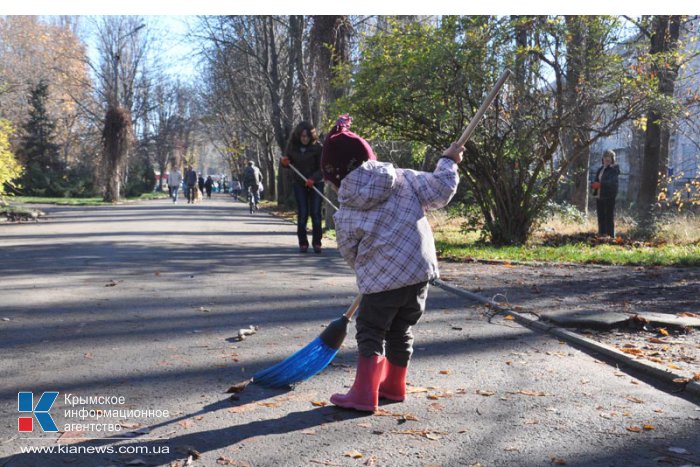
[1,195,698,467]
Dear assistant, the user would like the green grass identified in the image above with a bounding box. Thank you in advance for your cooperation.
[429,210,700,267]
[10,192,169,206]
[435,240,700,267]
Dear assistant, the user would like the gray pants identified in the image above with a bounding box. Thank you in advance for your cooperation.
[356,281,429,367]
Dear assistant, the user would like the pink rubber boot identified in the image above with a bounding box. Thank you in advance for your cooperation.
[378,361,408,402]
[330,355,385,412]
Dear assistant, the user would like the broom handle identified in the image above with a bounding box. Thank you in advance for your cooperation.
[456,69,512,147]
[343,294,362,320]
[287,162,339,211]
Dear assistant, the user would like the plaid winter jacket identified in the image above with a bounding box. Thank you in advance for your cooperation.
[334,158,459,294]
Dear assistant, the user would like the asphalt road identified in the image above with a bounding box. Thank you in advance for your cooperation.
[1,195,698,467]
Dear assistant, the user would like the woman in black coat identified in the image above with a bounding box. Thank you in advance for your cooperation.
[591,149,620,237]
[281,122,324,253]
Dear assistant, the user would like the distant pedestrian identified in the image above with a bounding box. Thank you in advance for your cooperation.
[167,167,182,203]
[591,149,619,237]
[184,165,198,204]
[198,174,205,195]
[231,179,242,200]
[204,175,214,199]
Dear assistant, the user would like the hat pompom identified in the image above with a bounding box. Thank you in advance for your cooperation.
[321,114,376,188]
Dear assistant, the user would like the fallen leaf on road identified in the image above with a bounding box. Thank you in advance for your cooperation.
[364,455,378,466]
[476,389,496,396]
[178,419,193,429]
[673,378,689,384]
[57,431,85,444]
[428,403,444,412]
[693,374,700,381]
[550,457,567,465]
[625,396,644,404]
[667,363,682,370]
[216,457,250,466]
[301,429,317,435]
[620,348,643,356]
[309,460,340,466]
[311,401,328,407]
[503,315,515,321]
[626,426,641,432]
[392,429,445,440]
[344,450,363,459]
[373,409,418,421]
[658,328,669,336]
[643,424,655,430]
[509,390,548,397]
[356,422,372,428]
[84,352,94,359]
[225,380,252,393]
[439,370,452,375]
[228,403,257,414]
[119,422,142,429]
[406,386,430,394]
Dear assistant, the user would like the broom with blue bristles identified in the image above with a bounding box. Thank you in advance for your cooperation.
[253,69,512,389]
[252,295,361,388]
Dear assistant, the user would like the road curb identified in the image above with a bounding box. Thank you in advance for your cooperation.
[432,278,699,400]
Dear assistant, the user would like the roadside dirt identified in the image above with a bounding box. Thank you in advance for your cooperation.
[438,260,700,379]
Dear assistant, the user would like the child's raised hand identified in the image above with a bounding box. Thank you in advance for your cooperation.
[443,142,464,164]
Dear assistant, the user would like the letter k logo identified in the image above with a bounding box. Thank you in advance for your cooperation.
[18,392,58,432]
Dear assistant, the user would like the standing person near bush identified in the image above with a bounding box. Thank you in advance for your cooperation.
[167,166,182,203]
[184,165,198,204]
[591,149,620,237]
[280,121,324,253]
[321,114,463,412]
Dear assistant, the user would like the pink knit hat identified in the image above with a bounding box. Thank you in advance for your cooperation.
[321,115,376,188]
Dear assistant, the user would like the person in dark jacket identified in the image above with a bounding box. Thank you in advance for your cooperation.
[204,175,213,199]
[198,175,205,195]
[591,149,620,237]
[280,121,324,253]
[184,166,198,204]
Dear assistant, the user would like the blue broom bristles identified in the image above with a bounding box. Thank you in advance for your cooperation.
[252,336,340,388]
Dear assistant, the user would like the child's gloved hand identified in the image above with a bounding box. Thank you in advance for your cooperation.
[443,142,465,164]
[280,156,290,167]
[306,178,315,188]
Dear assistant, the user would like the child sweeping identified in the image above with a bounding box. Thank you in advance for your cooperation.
[321,115,463,412]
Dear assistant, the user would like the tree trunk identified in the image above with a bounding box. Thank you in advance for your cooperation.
[637,15,681,231]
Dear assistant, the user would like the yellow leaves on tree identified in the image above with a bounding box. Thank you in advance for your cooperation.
[0,120,23,199]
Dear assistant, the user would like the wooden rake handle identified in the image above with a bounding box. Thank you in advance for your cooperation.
[343,294,362,320]
[287,162,339,211]
[456,69,512,147]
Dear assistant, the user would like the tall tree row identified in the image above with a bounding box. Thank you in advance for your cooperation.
[197,15,354,207]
